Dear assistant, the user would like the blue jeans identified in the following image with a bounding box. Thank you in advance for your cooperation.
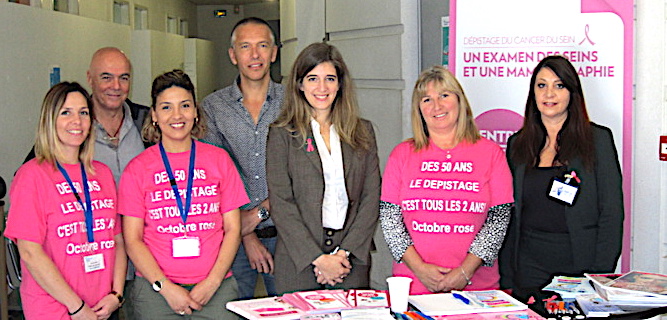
[231,236,277,299]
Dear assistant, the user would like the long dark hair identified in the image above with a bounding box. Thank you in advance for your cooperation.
[274,42,372,151]
[510,56,594,170]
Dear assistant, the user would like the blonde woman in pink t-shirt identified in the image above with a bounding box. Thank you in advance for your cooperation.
[5,82,126,319]
[380,66,513,294]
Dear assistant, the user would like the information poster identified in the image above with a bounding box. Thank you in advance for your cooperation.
[449,0,633,270]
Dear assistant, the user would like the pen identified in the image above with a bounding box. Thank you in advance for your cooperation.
[405,311,426,320]
[414,311,434,320]
[452,292,471,305]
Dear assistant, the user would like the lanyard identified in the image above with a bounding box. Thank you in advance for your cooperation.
[159,139,196,228]
[56,162,95,243]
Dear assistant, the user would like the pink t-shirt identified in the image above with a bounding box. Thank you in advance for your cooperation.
[382,138,512,294]
[5,160,119,319]
[119,141,248,284]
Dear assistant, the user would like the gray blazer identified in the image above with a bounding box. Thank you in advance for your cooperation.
[266,120,381,275]
[499,123,624,288]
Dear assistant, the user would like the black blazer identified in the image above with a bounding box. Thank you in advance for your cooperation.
[499,123,624,289]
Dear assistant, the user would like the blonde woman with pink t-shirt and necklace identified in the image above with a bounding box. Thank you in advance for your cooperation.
[380,66,513,295]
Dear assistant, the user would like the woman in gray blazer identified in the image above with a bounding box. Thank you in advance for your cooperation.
[266,42,381,294]
[498,56,624,299]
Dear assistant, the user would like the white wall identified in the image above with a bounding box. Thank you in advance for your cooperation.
[79,0,197,36]
[245,1,280,21]
[196,3,281,89]
[185,38,219,100]
[196,5,244,89]
[280,0,325,78]
[633,1,667,273]
[0,3,215,199]
[130,30,186,106]
[0,2,131,191]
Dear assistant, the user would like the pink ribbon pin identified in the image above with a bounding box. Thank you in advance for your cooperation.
[306,138,315,152]
[564,170,581,184]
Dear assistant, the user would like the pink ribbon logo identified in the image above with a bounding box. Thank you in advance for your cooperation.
[306,137,315,152]
[578,24,596,46]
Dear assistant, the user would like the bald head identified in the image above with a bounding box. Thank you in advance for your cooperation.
[89,47,132,70]
[87,47,132,112]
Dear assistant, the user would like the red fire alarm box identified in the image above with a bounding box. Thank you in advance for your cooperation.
[661,136,667,161]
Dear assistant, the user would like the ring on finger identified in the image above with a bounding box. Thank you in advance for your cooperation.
[178,310,185,315]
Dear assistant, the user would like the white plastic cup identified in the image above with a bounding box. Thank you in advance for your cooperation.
[386,276,413,313]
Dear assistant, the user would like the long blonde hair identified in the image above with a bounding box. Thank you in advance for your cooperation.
[410,65,480,151]
[273,42,372,151]
[35,82,96,173]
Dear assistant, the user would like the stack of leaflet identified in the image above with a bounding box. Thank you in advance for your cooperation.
[226,296,306,320]
[226,290,389,320]
[575,294,626,317]
[345,289,390,309]
[427,308,546,320]
[541,276,596,299]
[408,290,527,316]
[585,271,667,309]
[282,289,390,315]
[300,308,394,320]
[282,290,353,314]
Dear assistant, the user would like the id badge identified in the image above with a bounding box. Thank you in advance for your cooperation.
[548,178,579,206]
[172,236,201,258]
[83,253,105,273]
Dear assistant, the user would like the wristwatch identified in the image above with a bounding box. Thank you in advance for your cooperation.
[257,206,270,221]
[109,290,125,306]
[152,278,166,292]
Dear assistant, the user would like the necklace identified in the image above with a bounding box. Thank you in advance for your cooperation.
[105,119,123,141]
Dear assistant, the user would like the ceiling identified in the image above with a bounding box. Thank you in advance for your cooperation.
[187,0,274,5]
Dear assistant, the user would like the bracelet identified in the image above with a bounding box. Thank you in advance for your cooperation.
[67,299,85,316]
[460,268,473,286]
[110,290,125,306]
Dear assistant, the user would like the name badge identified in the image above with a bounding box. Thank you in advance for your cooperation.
[548,170,581,206]
[84,253,105,273]
[548,179,579,205]
[172,236,201,258]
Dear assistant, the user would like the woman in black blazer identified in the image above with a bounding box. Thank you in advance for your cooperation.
[499,56,624,298]
[266,42,381,294]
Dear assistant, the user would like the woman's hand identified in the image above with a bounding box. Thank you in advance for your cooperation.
[412,261,451,293]
[312,252,351,285]
[439,267,470,291]
[189,277,222,306]
[91,294,121,319]
[161,282,202,316]
[69,304,96,320]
